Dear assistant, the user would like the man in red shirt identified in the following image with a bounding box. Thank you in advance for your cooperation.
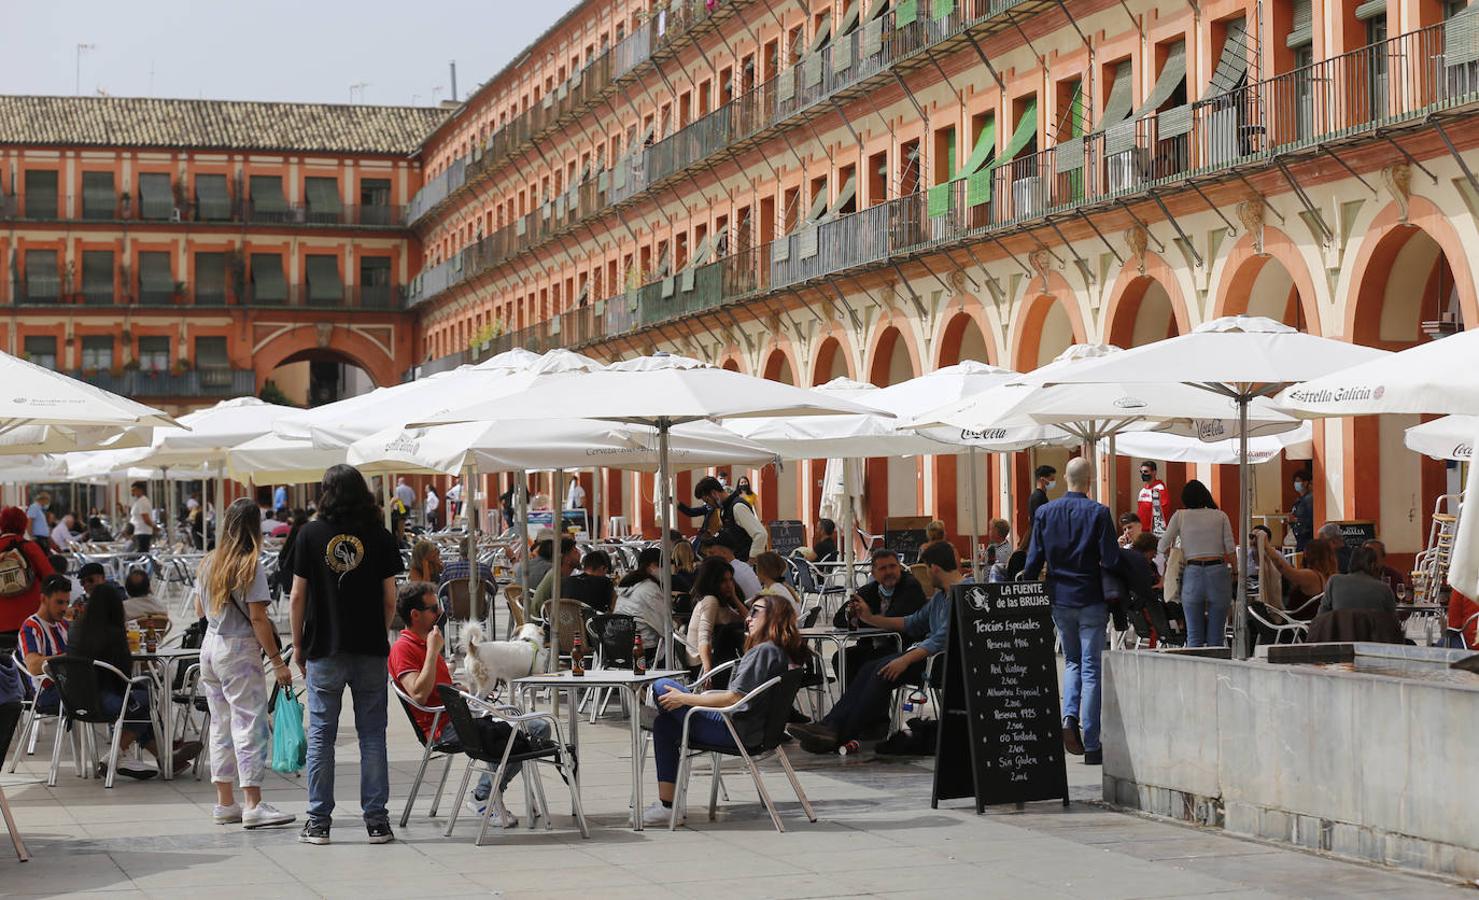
[387,581,547,829]
[1137,461,1170,537]
[0,506,56,652]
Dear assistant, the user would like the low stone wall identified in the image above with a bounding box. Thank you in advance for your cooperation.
[1101,645,1479,881]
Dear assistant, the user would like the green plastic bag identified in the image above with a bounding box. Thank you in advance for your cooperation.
[271,686,307,775]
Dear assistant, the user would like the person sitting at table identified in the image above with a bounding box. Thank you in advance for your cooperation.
[1317,546,1398,617]
[828,548,929,719]
[1263,536,1338,619]
[562,549,616,614]
[699,537,761,602]
[268,508,293,539]
[670,538,697,595]
[615,547,670,653]
[0,506,56,647]
[1361,540,1410,598]
[442,535,495,586]
[122,567,170,623]
[20,574,73,714]
[389,580,549,828]
[645,590,807,825]
[790,542,961,754]
[683,556,748,675]
[916,520,951,562]
[511,530,555,591]
[985,519,1013,576]
[69,582,202,778]
[532,537,580,617]
[49,512,78,552]
[812,518,838,562]
[752,551,801,615]
[1318,523,1353,574]
[86,515,113,543]
[407,539,443,584]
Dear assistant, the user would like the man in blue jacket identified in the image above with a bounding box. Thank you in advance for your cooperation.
[1023,457,1120,766]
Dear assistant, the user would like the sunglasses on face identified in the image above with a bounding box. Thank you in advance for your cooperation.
[747,604,768,619]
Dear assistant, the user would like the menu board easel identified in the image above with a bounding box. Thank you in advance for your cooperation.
[932,581,1069,812]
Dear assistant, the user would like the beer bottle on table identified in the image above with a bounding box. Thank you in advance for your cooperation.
[632,633,646,674]
[846,594,861,631]
[571,634,586,677]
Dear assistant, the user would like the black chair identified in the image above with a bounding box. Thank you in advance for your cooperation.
[390,678,457,827]
[43,656,154,789]
[584,614,640,722]
[436,684,587,846]
[668,667,817,832]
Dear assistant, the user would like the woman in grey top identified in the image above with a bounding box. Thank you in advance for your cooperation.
[643,593,807,826]
[192,498,295,831]
[1158,480,1236,648]
[1319,546,1398,616]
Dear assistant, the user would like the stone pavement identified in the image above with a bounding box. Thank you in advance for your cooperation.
[3,684,1470,900]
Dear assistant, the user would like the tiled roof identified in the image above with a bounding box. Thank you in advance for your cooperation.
[0,95,450,155]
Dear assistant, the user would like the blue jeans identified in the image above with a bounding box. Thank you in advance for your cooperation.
[98,686,153,745]
[651,677,739,784]
[305,654,389,826]
[1181,562,1231,648]
[1052,603,1109,753]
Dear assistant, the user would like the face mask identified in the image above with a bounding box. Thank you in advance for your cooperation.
[1294,480,1306,494]
[1046,480,1057,491]
[878,582,896,599]
[1141,472,1152,483]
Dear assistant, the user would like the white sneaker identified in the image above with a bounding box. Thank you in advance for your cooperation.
[464,797,488,818]
[489,794,518,829]
[243,801,296,830]
[213,803,242,824]
[641,800,683,827]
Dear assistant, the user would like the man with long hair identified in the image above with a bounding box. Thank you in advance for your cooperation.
[290,465,403,845]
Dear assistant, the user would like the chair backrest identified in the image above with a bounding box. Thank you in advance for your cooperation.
[756,668,809,751]
[589,613,638,666]
[43,656,115,723]
[800,606,821,629]
[434,684,495,763]
[390,677,436,747]
[549,598,591,654]
[909,563,930,587]
[505,585,527,628]
[794,561,821,593]
[440,579,473,621]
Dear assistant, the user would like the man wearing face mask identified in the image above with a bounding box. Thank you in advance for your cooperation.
[1136,461,1170,537]
[1288,470,1314,552]
[1028,465,1058,525]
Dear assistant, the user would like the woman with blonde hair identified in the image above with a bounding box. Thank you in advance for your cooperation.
[193,497,295,830]
[670,536,698,593]
[407,539,443,584]
[752,551,802,615]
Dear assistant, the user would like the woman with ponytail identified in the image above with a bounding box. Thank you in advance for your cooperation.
[193,497,295,830]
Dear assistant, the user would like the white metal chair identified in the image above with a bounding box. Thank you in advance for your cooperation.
[389,677,456,827]
[43,657,155,789]
[7,651,59,773]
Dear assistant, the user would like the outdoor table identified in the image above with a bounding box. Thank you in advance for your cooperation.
[131,647,200,780]
[798,626,903,697]
[513,668,683,831]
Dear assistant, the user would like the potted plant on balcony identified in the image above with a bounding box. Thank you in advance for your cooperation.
[174,281,189,304]
[172,355,192,376]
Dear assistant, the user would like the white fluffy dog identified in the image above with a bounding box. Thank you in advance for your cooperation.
[461,621,548,697]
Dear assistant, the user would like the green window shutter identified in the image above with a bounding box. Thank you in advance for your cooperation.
[954,117,997,181]
[138,252,173,294]
[1134,42,1187,117]
[898,0,918,26]
[997,100,1039,164]
[1208,18,1249,95]
[965,168,993,206]
[945,126,957,178]
[250,176,287,214]
[82,250,113,295]
[1287,0,1313,48]
[81,171,115,219]
[194,252,227,300]
[25,250,59,299]
[305,177,342,217]
[250,253,287,302]
[24,170,57,219]
[195,174,231,220]
[1101,60,1135,126]
[305,255,343,304]
[1354,0,1386,20]
[933,0,955,21]
[138,173,173,219]
[927,182,952,217]
[1070,86,1084,137]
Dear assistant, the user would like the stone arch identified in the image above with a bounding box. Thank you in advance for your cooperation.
[1008,273,1089,371]
[811,335,856,386]
[719,356,743,373]
[864,316,924,388]
[932,308,999,547]
[862,323,924,535]
[761,344,799,385]
[1344,198,1479,344]
[253,324,398,392]
[1102,253,1194,348]
[1211,227,1322,333]
[933,301,1001,368]
[758,344,802,522]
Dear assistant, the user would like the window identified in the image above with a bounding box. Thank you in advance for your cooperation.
[359,257,393,307]
[194,336,228,370]
[24,170,57,219]
[305,255,343,306]
[138,172,173,220]
[138,252,173,304]
[250,253,286,304]
[80,336,113,371]
[360,178,392,225]
[194,252,227,305]
[81,250,114,304]
[138,336,170,374]
[867,150,888,206]
[249,175,288,222]
[195,174,231,221]
[23,250,59,301]
[304,177,342,224]
[23,336,57,370]
[81,171,116,220]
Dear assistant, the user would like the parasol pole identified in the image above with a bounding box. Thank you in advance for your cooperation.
[1233,393,1252,660]
[967,446,981,582]
[658,420,674,670]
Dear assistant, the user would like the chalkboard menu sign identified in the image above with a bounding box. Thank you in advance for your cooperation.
[769,520,806,557]
[1328,520,1377,554]
[932,580,1069,812]
[884,516,931,564]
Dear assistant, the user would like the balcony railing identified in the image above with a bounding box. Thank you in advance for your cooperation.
[9,283,404,310]
[0,195,404,228]
[69,368,256,397]
[440,20,1477,369]
[407,0,742,226]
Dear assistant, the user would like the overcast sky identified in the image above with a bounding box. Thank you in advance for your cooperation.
[1,1,582,106]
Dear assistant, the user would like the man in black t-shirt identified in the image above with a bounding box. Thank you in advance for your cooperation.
[290,465,404,847]
[1028,464,1057,524]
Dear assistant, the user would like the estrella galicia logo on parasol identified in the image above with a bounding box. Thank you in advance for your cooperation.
[325,534,365,574]
[1113,397,1147,410]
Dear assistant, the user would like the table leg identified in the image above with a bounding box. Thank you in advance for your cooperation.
[157,660,174,781]
[566,686,581,824]
[628,686,643,831]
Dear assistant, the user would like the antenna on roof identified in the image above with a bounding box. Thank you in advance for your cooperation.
[75,43,96,96]
[449,61,458,103]
[350,82,370,104]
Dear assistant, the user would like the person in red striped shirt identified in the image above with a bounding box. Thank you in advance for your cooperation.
[19,574,72,714]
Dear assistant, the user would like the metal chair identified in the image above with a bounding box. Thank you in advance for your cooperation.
[793,558,846,618]
[7,650,59,773]
[436,685,588,846]
[1247,601,1311,647]
[666,667,816,833]
[0,676,28,861]
[43,656,155,789]
[503,584,527,639]
[584,614,639,722]
[389,677,456,827]
[889,652,944,735]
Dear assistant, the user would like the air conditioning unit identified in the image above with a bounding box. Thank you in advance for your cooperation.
[1012,175,1043,219]
[1106,149,1151,194]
